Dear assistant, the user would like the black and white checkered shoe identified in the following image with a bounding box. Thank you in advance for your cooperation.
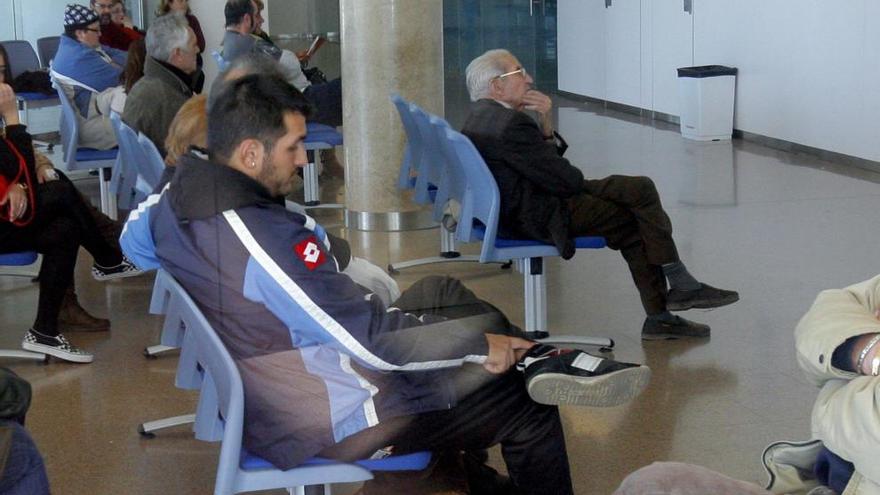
[91,255,143,281]
[517,344,650,407]
[22,329,93,364]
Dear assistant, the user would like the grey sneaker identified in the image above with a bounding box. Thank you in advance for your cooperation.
[517,344,651,407]
[666,283,739,311]
[642,315,710,340]
[22,329,93,363]
[91,255,143,281]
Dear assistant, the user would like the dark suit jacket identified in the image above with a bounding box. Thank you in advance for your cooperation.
[461,99,583,259]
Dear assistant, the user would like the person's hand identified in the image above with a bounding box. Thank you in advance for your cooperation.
[123,15,134,29]
[1,184,28,222]
[0,83,20,125]
[483,334,536,374]
[295,49,310,62]
[522,89,554,136]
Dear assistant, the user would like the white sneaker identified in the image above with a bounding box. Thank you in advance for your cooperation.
[22,329,93,363]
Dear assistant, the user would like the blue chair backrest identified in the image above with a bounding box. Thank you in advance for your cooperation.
[390,94,420,190]
[0,40,40,79]
[54,83,80,169]
[212,51,230,72]
[136,133,166,190]
[437,127,502,260]
[163,274,245,493]
[36,36,60,68]
[109,112,147,208]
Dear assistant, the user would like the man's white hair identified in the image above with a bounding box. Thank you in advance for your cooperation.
[465,49,513,102]
[146,13,190,63]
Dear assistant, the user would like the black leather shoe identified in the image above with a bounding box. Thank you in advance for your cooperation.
[517,344,651,407]
[666,283,739,311]
[642,315,710,340]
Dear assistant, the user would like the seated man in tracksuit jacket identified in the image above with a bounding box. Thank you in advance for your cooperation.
[120,74,650,494]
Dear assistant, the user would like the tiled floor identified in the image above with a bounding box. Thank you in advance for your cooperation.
[2,92,880,494]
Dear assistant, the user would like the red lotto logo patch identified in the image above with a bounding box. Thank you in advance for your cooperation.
[294,236,326,270]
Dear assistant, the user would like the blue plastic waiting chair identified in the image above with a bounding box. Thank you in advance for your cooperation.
[157,271,430,494]
[53,80,119,218]
[36,36,60,68]
[437,125,614,349]
[109,112,149,210]
[0,251,48,362]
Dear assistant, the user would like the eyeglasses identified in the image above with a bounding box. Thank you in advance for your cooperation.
[494,67,527,80]
[84,28,102,33]
[94,2,114,9]
[0,65,7,72]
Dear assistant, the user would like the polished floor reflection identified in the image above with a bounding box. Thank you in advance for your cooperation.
[2,94,880,494]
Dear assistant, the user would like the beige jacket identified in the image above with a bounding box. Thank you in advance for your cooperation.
[769,275,880,495]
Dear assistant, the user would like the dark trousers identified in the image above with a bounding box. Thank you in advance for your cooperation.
[0,176,121,335]
[303,78,343,128]
[319,276,573,495]
[567,175,678,315]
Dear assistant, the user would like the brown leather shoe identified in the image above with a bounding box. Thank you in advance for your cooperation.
[58,292,110,332]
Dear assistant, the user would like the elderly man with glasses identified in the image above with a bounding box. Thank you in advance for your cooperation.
[52,3,128,149]
[461,49,739,341]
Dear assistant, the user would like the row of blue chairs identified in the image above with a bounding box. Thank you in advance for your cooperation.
[1,38,60,75]
[1,39,61,133]
[388,96,485,273]
[390,94,614,349]
[144,269,431,494]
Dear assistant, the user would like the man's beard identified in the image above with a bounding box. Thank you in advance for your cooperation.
[99,13,112,25]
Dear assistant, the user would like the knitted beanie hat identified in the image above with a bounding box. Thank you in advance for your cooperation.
[64,4,100,28]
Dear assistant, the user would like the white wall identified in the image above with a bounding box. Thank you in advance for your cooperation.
[558,0,880,162]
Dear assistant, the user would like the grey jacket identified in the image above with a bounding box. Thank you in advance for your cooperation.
[122,56,194,156]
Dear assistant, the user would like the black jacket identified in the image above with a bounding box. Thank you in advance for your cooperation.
[461,99,583,259]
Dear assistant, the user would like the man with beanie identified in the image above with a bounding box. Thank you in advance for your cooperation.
[52,3,128,150]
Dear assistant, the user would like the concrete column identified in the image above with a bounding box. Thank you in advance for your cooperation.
[340,0,443,231]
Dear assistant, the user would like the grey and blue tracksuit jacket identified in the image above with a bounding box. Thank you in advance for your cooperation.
[120,154,491,469]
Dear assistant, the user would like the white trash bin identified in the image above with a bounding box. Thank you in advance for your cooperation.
[677,65,737,141]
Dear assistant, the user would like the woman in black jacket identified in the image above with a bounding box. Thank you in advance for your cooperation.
[0,80,139,363]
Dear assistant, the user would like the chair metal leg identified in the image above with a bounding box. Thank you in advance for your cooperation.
[522,257,547,334]
[137,414,196,437]
[143,345,177,359]
[0,350,48,363]
[520,257,615,350]
[303,150,343,209]
[388,227,482,273]
[99,167,117,220]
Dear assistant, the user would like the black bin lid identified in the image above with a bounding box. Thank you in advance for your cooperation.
[677,65,738,78]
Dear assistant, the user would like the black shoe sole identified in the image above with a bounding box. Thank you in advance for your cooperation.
[641,330,710,341]
[527,366,651,407]
[666,293,739,312]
